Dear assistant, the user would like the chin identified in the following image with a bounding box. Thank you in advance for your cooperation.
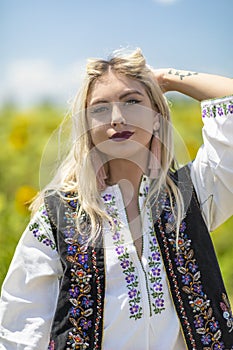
[101,148,148,162]
[95,139,150,160]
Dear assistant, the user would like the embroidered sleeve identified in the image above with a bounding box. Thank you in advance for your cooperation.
[29,204,56,250]
[191,95,233,230]
[0,204,63,349]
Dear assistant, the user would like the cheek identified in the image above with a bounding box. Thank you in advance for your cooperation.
[126,109,154,133]
[137,128,153,147]
[89,123,108,146]
[88,114,108,131]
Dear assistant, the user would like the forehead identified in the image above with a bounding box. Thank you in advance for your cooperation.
[88,71,148,103]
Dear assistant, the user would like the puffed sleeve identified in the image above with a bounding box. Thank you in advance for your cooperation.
[0,204,63,350]
[190,95,233,231]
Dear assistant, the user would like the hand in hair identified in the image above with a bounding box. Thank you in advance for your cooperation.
[152,68,172,93]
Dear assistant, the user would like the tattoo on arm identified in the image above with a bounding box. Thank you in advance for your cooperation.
[168,69,198,80]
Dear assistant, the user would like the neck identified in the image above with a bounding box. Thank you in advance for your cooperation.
[108,158,143,184]
[106,148,149,194]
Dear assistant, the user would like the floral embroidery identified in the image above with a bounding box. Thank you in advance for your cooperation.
[39,204,51,224]
[139,179,165,315]
[220,293,233,333]
[158,191,230,350]
[45,192,104,349]
[92,249,104,349]
[102,176,166,319]
[102,193,143,320]
[29,206,56,250]
[202,98,233,118]
[147,208,165,314]
[66,250,94,348]
[59,206,94,349]
[153,190,197,349]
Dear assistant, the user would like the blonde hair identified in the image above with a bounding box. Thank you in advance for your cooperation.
[30,48,184,244]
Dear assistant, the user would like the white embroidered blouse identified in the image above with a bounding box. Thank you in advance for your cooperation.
[0,95,233,350]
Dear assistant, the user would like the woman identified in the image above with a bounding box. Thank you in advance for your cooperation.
[0,48,233,349]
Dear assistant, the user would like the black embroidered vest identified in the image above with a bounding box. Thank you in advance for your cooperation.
[45,165,233,350]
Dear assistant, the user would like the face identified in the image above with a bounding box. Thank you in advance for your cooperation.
[86,71,156,160]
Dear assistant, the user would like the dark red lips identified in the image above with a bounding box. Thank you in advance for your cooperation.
[110,131,134,141]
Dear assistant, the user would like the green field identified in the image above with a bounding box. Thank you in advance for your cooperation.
[0,98,232,304]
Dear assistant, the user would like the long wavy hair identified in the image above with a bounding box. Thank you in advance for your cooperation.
[30,48,184,244]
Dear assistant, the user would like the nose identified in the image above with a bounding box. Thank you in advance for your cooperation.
[111,103,126,126]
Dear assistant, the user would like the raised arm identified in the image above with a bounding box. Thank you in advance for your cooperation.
[153,67,233,230]
[153,68,233,101]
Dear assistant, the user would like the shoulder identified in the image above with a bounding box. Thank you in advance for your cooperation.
[169,164,193,188]
[43,190,80,230]
[169,164,199,211]
[44,190,79,210]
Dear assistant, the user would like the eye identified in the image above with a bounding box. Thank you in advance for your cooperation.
[125,99,141,105]
[90,103,110,114]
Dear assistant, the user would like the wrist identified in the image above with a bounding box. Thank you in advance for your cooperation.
[162,68,175,92]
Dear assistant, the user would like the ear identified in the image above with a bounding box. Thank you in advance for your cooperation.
[153,112,161,132]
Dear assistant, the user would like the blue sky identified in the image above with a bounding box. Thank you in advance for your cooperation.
[1,0,232,107]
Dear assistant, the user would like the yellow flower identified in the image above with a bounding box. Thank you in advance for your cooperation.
[9,127,29,149]
[15,185,38,215]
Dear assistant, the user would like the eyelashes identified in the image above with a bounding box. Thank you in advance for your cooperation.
[91,105,109,114]
[89,100,142,115]
[125,99,141,105]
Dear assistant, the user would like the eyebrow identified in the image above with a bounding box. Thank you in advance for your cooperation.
[89,90,144,106]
